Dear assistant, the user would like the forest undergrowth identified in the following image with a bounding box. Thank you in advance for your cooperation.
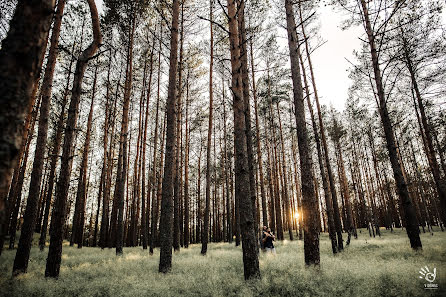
[0,228,445,297]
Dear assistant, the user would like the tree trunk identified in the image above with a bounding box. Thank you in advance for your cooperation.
[201,0,214,256]
[158,0,180,273]
[173,3,185,252]
[284,0,320,265]
[141,40,155,250]
[360,0,421,249]
[237,0,258,246]
[403,40,446,224]
[227,0,260,280]
[299,51,337,253]
[150,25,163,254]
[45,0,102,277]
[250,41,267,229]
[116,16,136,255]
[39,38,75,251]
[276,102,293,240]
[71,64,97,249]
[0,0,55,254]
[184,70,190,248]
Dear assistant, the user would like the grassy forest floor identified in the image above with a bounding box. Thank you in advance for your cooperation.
[0,228,445,297]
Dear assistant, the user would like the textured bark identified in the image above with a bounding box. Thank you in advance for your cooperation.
[222,81,233,243]
[71,65,97,248]
[116,16,136,255]
[299,52,336,253]
[331,116,355,244]
[8,104,38,251]
[403,40,446,224]
[107,72,122,248]
[227,0,260,280]
[45,0,102,277]
[141,40,155,250]
[105,65,122,249]
[183,71,190,248]
[237,0,258,246]
[12,0,65,274]
[285,0,320,265]
[276,102,293,240]
[298,2,342,250]
[197,142,202,244]
[158,0,180,273]
[201,0,213,256]
[98,52,111,249]
[266,69,283,240]
[173,3,185,252]
[250,42,267,229]
[266,140,276,233]
[359,0,421,249]
[39,38,76,251]
[150,25,163,254]
[0,0,55,251]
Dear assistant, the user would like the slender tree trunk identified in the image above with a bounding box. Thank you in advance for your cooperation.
[45,0,102,277]
[8,104,39,251]
[250,41,267,229]
[150,25,163,254]
[359,0,421,249]
[184,70,190,248]
[403,42,446,224]
[237,0,258,246]
[173,3,185,252]
[201,0,214,256]
[116,16,136,255]
[158,0,180,273]
[299,52,336,253]
[141,41,155,250]
[73,65,97,249]
[39,38,75,250]
[222,80,233,243]
[298,2,343,250]
[285,0,320,265]
[331,116,355,244]
[227,0,260,279]
[276,102,293,240]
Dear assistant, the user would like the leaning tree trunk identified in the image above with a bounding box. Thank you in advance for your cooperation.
[45,0,102,278]
[227,0,260,280]
[402,39,446,224]
[0,0,55,250]
[299,53,337,253]
[284,0,320,265]
[359,0,421,249]
[298,3,343,250]
[158,0,180,273]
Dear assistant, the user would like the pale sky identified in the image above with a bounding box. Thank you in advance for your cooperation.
[310,4,363,111]
[94,0,361,112]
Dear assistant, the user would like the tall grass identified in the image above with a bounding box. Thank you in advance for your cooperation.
[0,228,444,296]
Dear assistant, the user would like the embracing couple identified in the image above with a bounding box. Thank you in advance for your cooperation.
[260,226,276,254]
